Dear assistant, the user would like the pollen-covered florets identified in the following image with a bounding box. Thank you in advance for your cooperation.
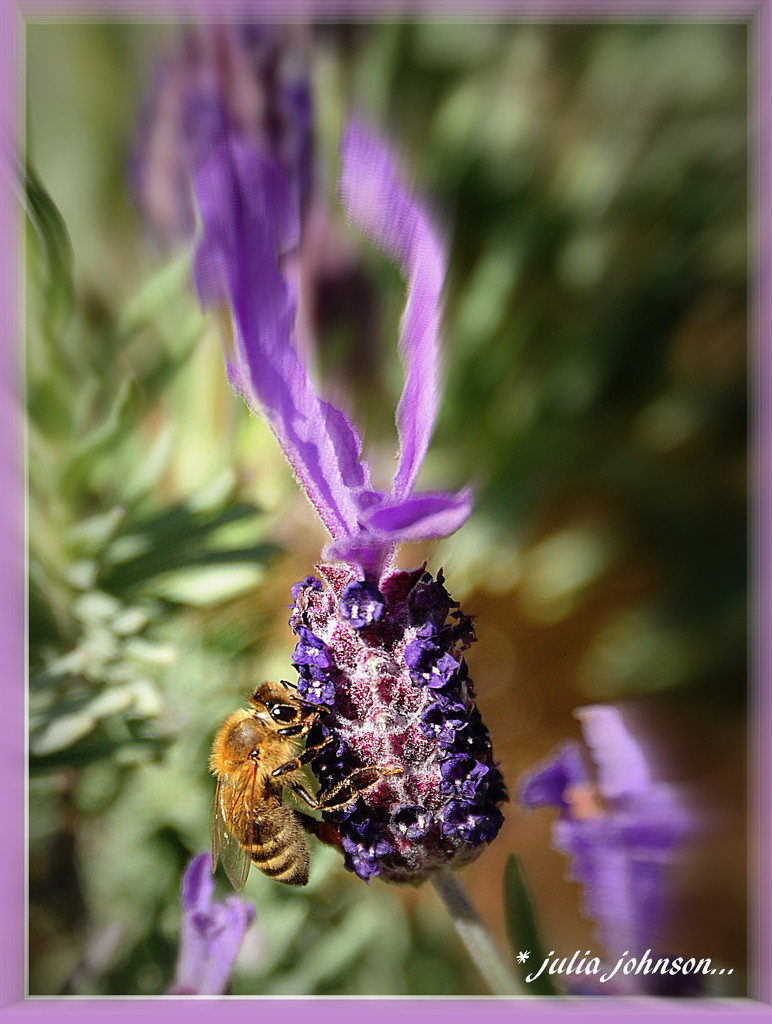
[289,564,507,884]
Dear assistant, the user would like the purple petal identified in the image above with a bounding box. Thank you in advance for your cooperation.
[196,896,255,995]
[323,533,393,581]
[574,705,651,800]
[339,121,446,500]
[132,24,314,249]
[171,915,211,995]
[518,741,590,813]
[554,815,671,961]
[180,850,215,916]
[553,817,640,954]
[193,117,474,576]
[192,138,366,540]
[325,488,471,573]
[320,399,371,491]
[363,489,473,541]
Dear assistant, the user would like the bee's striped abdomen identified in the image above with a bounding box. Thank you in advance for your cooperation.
[248,808,310,886]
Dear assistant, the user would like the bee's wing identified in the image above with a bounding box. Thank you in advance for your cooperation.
[209,778,234,875]
[210,773,254,893]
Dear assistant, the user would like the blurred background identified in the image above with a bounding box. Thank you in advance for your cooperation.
[26,19,748,996]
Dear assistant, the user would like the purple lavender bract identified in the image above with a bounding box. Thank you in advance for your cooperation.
[290,564,505,883]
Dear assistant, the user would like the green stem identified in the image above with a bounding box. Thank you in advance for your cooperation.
[431,869,523,997]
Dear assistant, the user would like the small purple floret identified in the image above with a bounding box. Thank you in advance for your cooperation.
[404,623,460,689]
[338,579,386,629]
[441,800,505,845]
[291,626,331,671]
[291,574,322,604]
[420,700,468,747]
[291,626,337,706]
[392,805,434,842]
[440,754,490,801]
[341,814,397,882]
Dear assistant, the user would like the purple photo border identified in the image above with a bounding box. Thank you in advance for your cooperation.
[2,0,767,1020]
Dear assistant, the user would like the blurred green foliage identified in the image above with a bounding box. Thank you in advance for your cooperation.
[26,19,747,997]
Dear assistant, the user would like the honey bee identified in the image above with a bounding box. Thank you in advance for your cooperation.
[210,680,401,889]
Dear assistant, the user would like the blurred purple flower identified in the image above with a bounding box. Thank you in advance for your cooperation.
[132,23,312,248]
[168,852,255,995]
[519,706,692,992]
[191,118,505,883]
[133,23,380,388]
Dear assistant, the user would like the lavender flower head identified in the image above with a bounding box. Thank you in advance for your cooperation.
[192,116,506,884]
[519,706,691,982]
[169,852,255,995]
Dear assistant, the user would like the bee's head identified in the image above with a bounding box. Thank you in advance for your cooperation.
[250,681,302,727]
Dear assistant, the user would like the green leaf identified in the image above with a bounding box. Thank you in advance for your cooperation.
[30,710,100,756]
[502,853,558,996]
[98,501,279,598]
[267,900,382,993]
[115,251,194,340]
[24,162,75,337]
[144,564,268,606]
[60,377,142,495]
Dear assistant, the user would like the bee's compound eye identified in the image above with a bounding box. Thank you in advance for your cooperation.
[269,703,297,724]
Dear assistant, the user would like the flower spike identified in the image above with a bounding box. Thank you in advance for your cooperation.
[193,118,505,884]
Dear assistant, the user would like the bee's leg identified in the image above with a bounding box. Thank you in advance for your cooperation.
[319,764,403,811]
[276,707,322,737]
[294,811,343,852]
[275,722,307,738]
[286,779,320,809]
[272,735,335,776]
